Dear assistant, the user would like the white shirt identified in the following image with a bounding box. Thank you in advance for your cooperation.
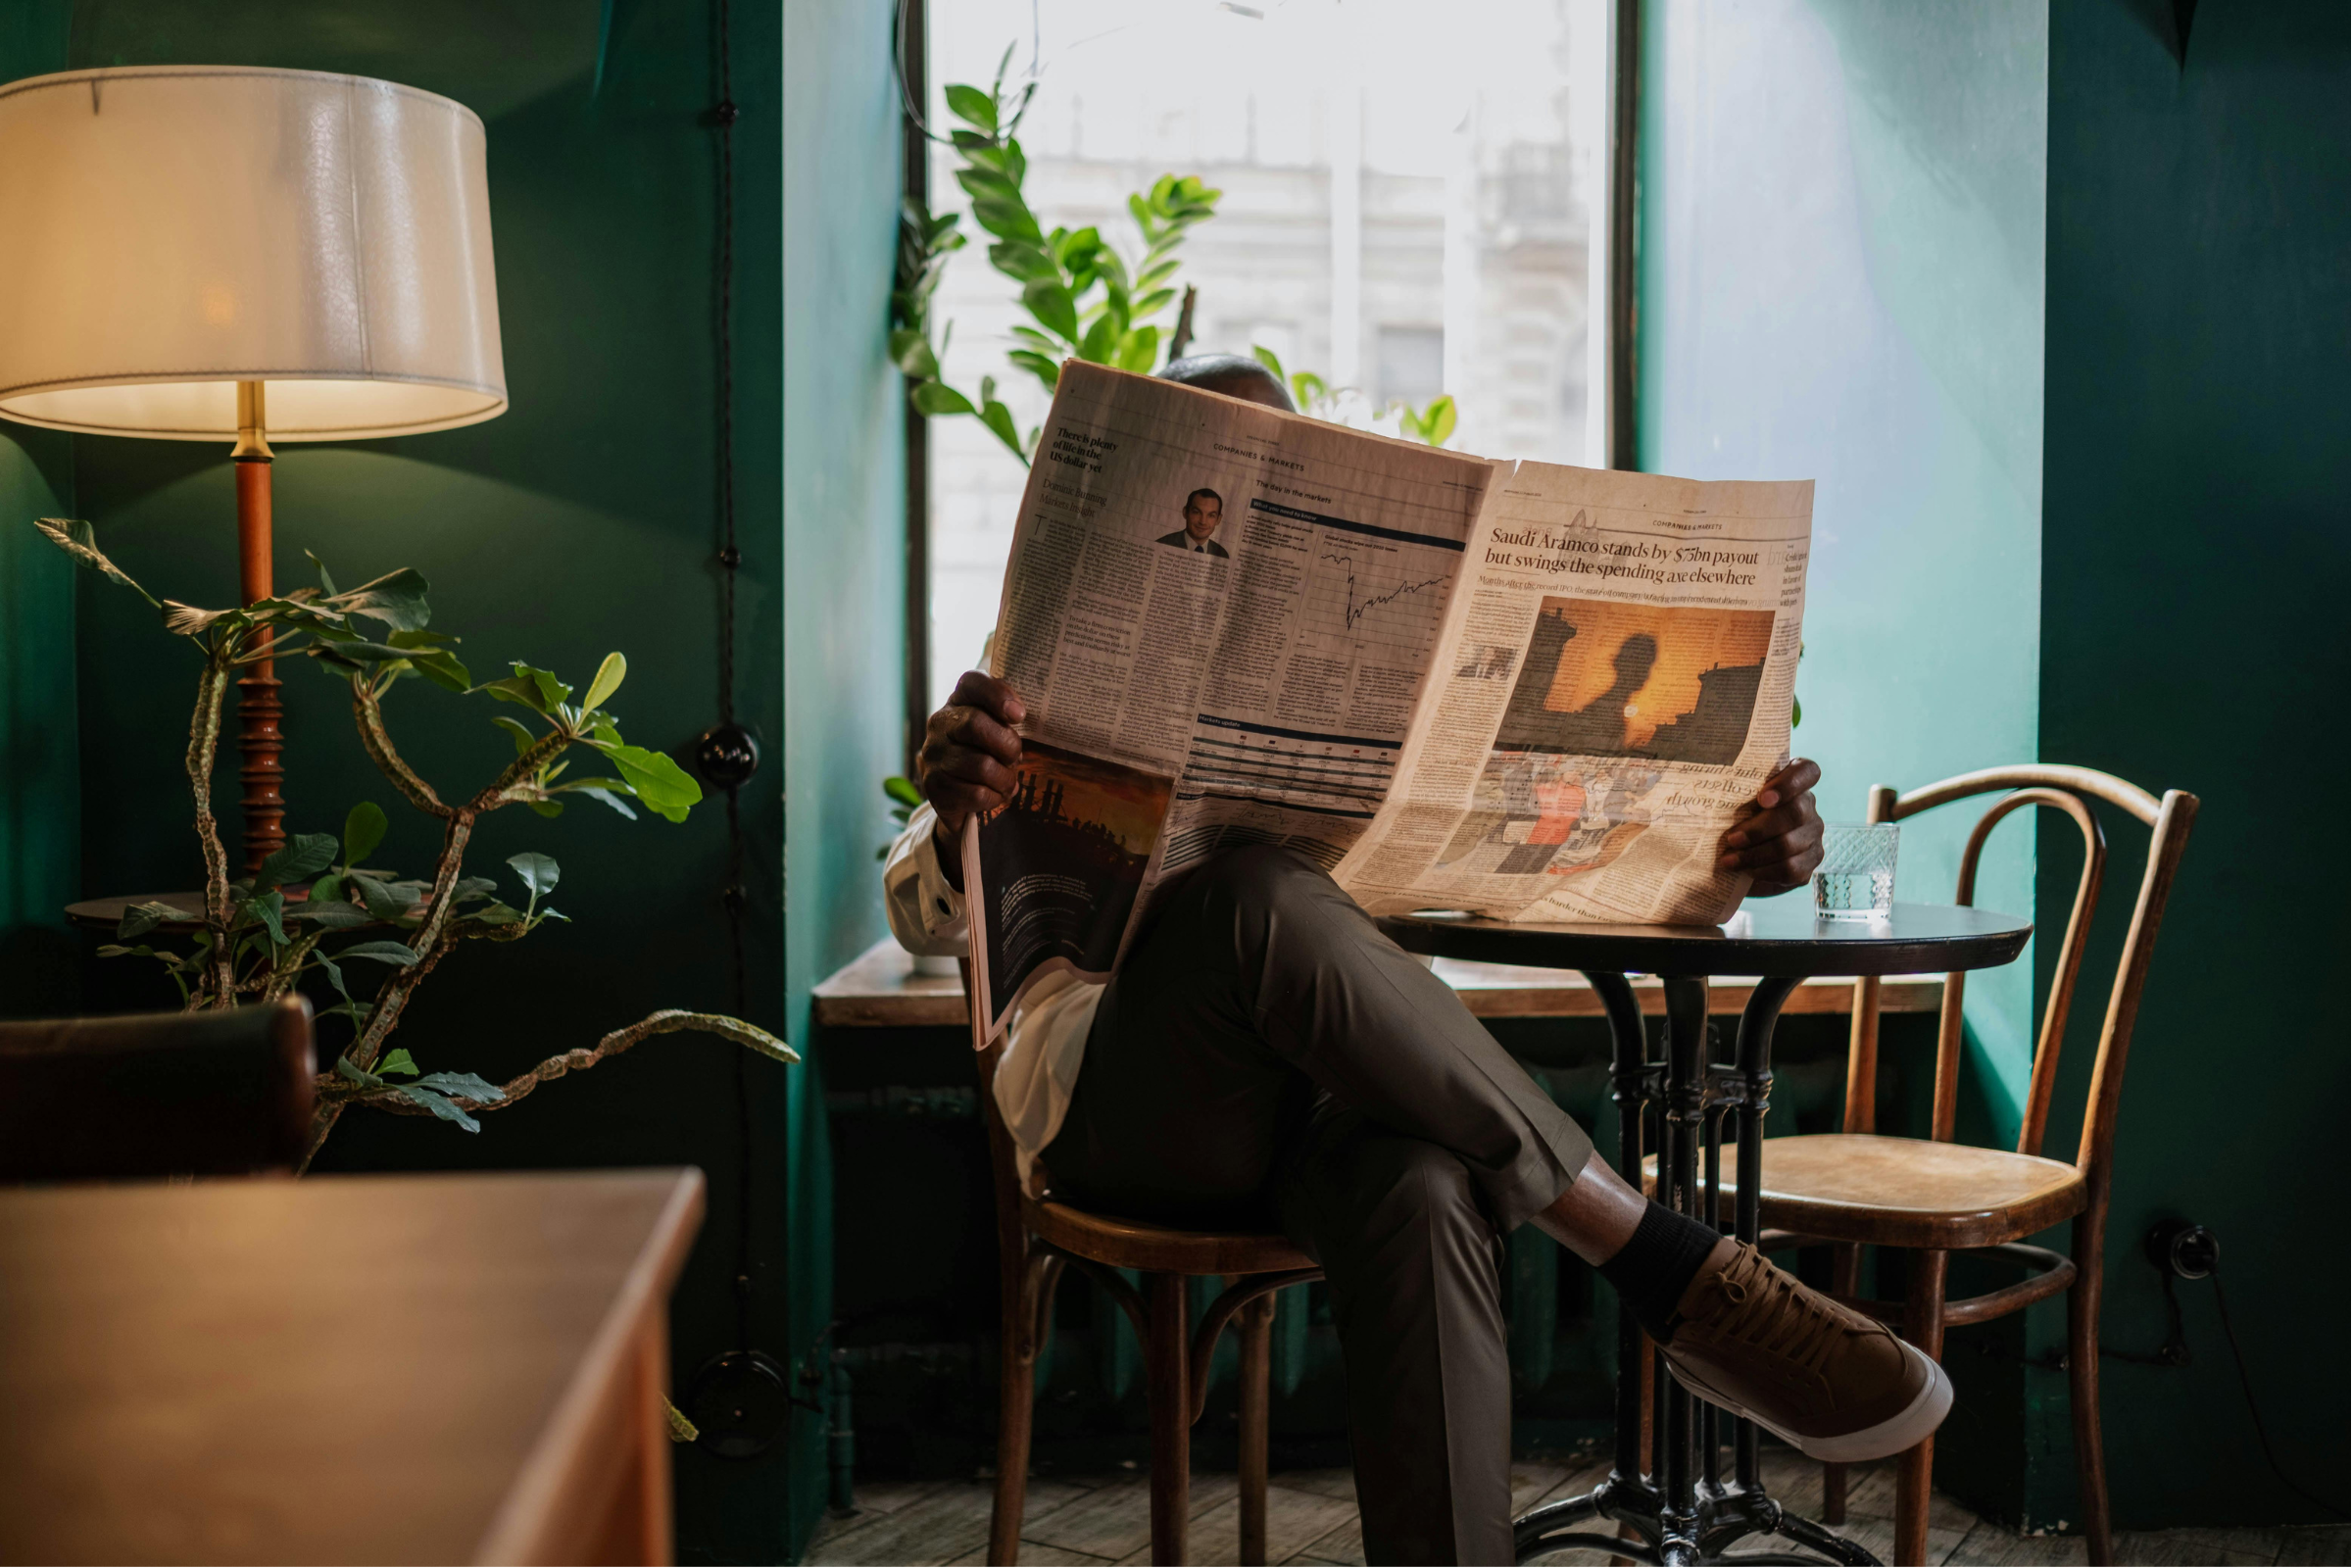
[881,803,1103,1176]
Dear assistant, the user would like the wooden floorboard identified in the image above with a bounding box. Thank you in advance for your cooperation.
[804,1461,2349,1566]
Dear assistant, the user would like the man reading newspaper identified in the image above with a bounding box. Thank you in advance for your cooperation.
[884,355,1949,1565]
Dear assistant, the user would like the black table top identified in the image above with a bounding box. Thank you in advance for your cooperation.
[1378,900,2032,979]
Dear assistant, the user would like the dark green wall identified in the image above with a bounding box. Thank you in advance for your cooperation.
[5,1,907,1559]
[2036,0,2349,1528]
[0,6,77,1022]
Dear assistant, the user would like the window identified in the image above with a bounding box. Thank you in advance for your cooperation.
[914,0,1622,707]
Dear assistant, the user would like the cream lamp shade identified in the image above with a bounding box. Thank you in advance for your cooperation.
[0,65,505,441]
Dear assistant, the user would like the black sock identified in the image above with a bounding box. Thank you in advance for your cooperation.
[1597,1200,1726,1343]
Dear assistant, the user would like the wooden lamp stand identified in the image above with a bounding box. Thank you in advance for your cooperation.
[231,379,283,877]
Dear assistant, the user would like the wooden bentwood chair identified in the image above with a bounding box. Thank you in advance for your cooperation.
[962,963,1324,1566]
[1657,765,2195,1567]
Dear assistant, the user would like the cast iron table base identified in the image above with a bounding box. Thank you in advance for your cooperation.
[1381,904,2033,1567]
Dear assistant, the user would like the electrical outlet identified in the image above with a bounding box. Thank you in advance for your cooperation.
[2145,1218,2220,1280]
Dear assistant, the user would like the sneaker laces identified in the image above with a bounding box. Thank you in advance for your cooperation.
[1696,1250,1855,1377]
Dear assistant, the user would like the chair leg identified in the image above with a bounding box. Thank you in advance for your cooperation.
[2069,1216,2114,1566]
[989,1245,1048,1566]
[1894,1250,1949,1568]
[1145,1272,1193,1565]
[1822,1242,1863,1526]
[1238,1295,1275,1566]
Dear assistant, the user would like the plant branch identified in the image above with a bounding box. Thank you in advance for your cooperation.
[329,1009,798,1116]
[351,674,451,816]
[188,652,235,1003]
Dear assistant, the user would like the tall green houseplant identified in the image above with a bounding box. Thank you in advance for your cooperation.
[892,49,1220,463]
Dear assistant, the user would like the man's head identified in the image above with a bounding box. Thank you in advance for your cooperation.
[1157,353,1296,413]
[1182,488,1224,542]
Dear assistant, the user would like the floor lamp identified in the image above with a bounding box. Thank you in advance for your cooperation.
[0,66,507,875]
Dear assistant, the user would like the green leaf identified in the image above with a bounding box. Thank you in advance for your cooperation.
[1114,325,1160,373]
[376,1048,419,1078]
[1790,695,1803,728]
[1077,313,1119,364]
[237,892,289,947]
[340,940,422,966]
[330,567,432,633]
[987,241,1061,283]
[398,1083,482,1133]
[909,381,976,417]
[514,663,571,711]
[34,518,159,606]
[348,874,413,922]
[480,674,553,713]
[1418,395,1457,448]
[507,852,561,900]
[410,650,473,693]
[944,82,997,133]
[581,652,627,712]
[576,785,639,821]
[970,196,1041,244]
[415,1070,506,1102]
[600,743,703,823]
[1005,350,1061,390]
[978,397,1022,459]
[307,550,339,597]
[888,327,940,380]
[256,833,338,893]
[1022,277,1079,342]
[340,803,388,869]
[309,872,343,904]
[954,166,1022,207]
[491,714,539,755]
[1130,288,1177,318]
[116,901,197,941]
[884,775,924,808]
[299,900,373,930]
[335,1056,383,1088]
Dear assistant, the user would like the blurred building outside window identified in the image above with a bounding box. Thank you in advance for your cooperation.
[921,0,1616,705]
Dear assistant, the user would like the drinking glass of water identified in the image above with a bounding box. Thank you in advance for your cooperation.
[1813,822,1898,919]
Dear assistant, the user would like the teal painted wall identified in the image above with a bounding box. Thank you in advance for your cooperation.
[2036,0,2348,1529]
[7,0,906,1558]
[780,0,909,1550]
[1640,0,2047,1124]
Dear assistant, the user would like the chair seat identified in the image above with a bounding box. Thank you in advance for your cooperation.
[1640,1133,2087,1250]
[1024,1196,1316,1275]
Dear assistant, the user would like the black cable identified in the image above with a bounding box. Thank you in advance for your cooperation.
[2208,1266,2348,1521]
[891,0,1041,146]
[711,0,755,1357]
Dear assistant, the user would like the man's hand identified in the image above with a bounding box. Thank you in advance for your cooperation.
[918,672,1026,857]
[1719,758,1824,898]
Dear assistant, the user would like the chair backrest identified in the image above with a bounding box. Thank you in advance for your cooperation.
[1841,765,2197,1191]
[0,997,316,1181]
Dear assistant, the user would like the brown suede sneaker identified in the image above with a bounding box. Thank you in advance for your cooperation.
[1657,1240,1952,1463]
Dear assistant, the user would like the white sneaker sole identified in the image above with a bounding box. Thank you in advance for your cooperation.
[1664,1340,1954,1464]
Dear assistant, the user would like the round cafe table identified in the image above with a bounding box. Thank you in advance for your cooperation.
[1378,900,2033,1568]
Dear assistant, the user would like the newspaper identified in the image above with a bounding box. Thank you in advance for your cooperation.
[961,362,1812,1039]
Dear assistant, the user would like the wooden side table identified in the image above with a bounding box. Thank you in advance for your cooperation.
[0,1168,704,1565]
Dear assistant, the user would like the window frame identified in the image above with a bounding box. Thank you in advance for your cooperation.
[897,0,1643,745]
